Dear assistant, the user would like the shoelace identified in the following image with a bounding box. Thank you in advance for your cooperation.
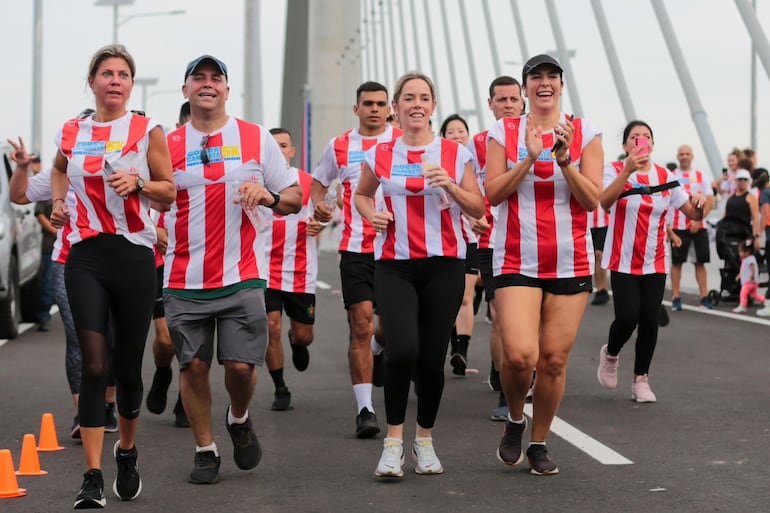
[381,442,403,465]
[413,440,436,462]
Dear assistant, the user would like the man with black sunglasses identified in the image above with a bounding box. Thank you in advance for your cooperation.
[163,54,301,485]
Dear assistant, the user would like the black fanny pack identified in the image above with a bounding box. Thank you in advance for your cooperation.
[617,181,680,200]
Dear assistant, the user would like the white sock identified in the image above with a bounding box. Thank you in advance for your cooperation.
[228,406,249,425]
[196,443,219,457]
[371,335,384,356]
[353,383,374,413]
[507,413,525,424]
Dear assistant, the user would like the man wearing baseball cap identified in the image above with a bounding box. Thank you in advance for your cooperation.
[163,54,302,484]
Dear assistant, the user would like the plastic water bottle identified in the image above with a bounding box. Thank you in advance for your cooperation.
[232,180,270,232]
[320,187,338,226]
[422,153,451,210]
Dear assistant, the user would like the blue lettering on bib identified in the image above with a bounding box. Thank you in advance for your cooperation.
[517,148,552,162]
[73,141,107,157]
[348,150,365,165]
[391,163,423,177]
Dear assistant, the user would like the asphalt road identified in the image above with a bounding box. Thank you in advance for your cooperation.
[1,248,768,513]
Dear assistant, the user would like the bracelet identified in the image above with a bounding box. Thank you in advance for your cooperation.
[557,154,572,167]
[53,198,65,205]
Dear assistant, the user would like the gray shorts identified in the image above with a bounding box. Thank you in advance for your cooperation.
[163,288,268,369]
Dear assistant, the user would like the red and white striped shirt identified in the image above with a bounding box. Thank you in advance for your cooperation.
[164,117,297,290]
[265,169,317,294]
[55,112,160,249]
[469,130,495,249]
[488,114,601,278]
[602,161,690,275]
[313,125,401,253]
[363,136,472,261]
[588,208,610,229]
[151,210,166,268]
[24,167,74,264]
[669,168,712,230]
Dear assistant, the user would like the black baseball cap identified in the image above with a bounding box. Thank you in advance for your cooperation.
[522,54,563,84]
[184,55,228,81]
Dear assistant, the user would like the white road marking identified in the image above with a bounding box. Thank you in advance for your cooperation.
[523,404,634,465]
[661,300,770,325]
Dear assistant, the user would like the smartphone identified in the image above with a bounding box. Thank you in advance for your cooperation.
[103,161,127,200]
[551,114,574,157]
[635,137,649,156]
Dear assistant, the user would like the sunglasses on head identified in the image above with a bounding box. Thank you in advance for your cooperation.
[200,135,210,165]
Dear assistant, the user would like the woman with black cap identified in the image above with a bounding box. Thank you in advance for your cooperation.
[485,54,603,475]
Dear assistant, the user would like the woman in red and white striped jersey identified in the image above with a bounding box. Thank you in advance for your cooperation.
[356,72,484,478]
[485,54,603,476]
[49,44,176,508]
[597,120,705,404]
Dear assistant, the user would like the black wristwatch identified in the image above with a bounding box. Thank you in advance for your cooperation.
[135,176,145,193]
[267,191,280,209]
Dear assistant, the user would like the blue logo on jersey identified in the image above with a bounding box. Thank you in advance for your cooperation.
[186,147,227,166]
[73,141,107,157]
[391,163,423,177]
[348,150,365,165]
[518,148,552,162]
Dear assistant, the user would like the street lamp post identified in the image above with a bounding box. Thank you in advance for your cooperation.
[133,77,159,113]
[94,0,184,43]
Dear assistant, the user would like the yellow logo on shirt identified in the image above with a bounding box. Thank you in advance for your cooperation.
[221,145,241,159]
[105,140,125,154]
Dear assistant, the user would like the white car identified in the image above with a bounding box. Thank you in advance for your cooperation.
[0,144,42,338]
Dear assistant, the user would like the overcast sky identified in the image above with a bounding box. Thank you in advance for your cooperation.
[3,0,770,177]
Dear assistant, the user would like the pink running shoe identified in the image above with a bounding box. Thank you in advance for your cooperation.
[597,344,619,389]
[631,375,657,403]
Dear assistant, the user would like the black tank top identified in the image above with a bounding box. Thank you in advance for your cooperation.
[725,191,752,227]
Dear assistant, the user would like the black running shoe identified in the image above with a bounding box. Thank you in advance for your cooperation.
[355,407,380,439]
[289,330,310,372]
[450,353,467,376]
[591,289,610,305]
[104,403,118,433]
[113,441,141,501]
[146,366,172,414]
[271,386,292,411]
[189,450,221,484]
[71,416,81,440]
[173,394,190,428]
[526,444,559,475]
[496,418,526,466]
[372,351,386,388]
[489,361,501,392]
[225,408,262,470]
[74,469,106,509]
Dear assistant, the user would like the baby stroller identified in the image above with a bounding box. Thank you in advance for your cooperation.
[708,217,752,305]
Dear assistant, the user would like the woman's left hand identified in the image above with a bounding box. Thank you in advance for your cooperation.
[689,193,707,210]
[106,170,138,197]
[422,164,454,191]
[552,118,574,162]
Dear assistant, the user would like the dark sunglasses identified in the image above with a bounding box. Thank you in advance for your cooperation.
[200,135,210,165]
[737,177,750,181]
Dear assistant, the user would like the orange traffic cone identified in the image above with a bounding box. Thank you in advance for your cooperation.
[37,413,64,452]
[0,449,26,499]
[16,434,47,476]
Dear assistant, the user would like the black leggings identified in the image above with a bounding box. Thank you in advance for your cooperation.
[375,258,464,428]
[65,234,155,427]
[607,271,666,376]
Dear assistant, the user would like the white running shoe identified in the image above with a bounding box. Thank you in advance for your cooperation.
[732,305,748,313]
[757,306,770,317]
[597,344,619,389]
[374,438,404,478]
[412,437,444,475]
[631,375,657,403]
